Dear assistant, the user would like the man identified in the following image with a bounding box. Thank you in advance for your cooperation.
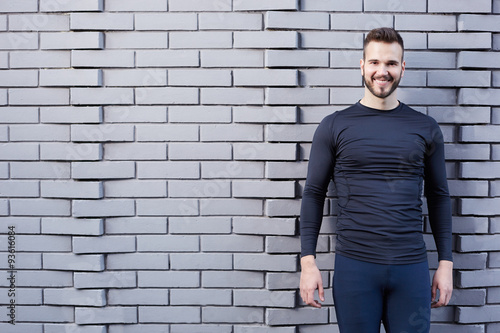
[299,27,453,333]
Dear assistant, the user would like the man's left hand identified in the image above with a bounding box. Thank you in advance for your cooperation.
[431,260,453,308]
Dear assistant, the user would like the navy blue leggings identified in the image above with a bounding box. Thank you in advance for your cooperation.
[333,254,431,333]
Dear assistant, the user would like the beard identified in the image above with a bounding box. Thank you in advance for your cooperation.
[362,71,402,99]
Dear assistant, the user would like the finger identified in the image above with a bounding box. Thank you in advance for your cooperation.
[318,283,325,302]
[431,283,437,303]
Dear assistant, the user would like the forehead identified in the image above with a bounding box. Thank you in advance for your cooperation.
[364,41,403,61]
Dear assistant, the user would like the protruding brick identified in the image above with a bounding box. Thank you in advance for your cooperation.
[234,31,298,49]
[41,32,103,50]
[301,31,363,49]
[200,13,262,30]
[73,199,135,218]
[40,0,103,12]
[461,162,500,178]
[74,272,136,289]
[105,0,166,11]
[458,52,500,69]
[428,0,491,13]
[0,0,38,12]
[72,50,135,68]
[429,33,491,50]
[461,198,500,215]
[40,69,102,87]
[72,161,135,180]
[44,289,106,306]
[41,181,102,199]
[41,106,102,124]
[107,253,169,270]
[42,218,103,236]
[105,143,166,160]
[201,88,263,105]
[109,289,168,306]
[459,14,500,32]
[70,13,133,31]
[139,306,200,324]
[76,307,137,324]
[266,11,329,30]
[169,0,231,11]
[106,32,168,49]
[43,253,104,271]
[137,50,199,68]
[9,88,69,106]
[267,308,328,326]
[136,13,197,30]
[138,271,200,288]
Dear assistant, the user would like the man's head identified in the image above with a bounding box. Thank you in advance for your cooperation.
[361,27,405,100]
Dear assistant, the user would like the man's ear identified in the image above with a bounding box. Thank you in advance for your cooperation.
[401,60,405,77]
[360,58,364,76]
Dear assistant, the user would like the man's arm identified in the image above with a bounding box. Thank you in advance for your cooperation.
[424,119,453,307]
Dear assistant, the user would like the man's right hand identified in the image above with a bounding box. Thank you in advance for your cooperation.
[299,255,324,308]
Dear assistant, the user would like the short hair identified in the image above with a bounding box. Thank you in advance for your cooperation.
[363,27,404,60]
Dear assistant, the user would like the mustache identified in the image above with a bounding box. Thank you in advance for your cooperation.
[372,74,393,81]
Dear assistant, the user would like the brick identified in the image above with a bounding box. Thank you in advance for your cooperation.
[71,88,134,105]
[105,180,166,198]
[492,180,500,196]
[233,106,297,123]
[428,70,490,87]
[234,290,295,308]
[429,0,491,13]
[0,32,38,50]
[399,88,457,105]
[447,180,488,197]
[0,253,40,269]
[329,87,363,105]
[136,198,199,216]
[171,289,231,306]
[45,288,105,306]
[137,161,199,179]
[70,13,133,31]
[73,235,135,254]
[0,217,39,234]
[396,14,457,32]
[448,288,487,306]
[105,143,166,160]
[267,308,328,326]
[170,31,231,49]
[200,161,257,179]
[268,124,317,142]
[41,106,102,124]
[266,199,301,217]
[76,307,137,324]
[0,180,39,197]
[330,13,393,30]
[73,199,135,218]
[0,107,38,123]
[266,50,329,68]
[44,325,106,333]
[446,144,490,160]
[168,69,231,87]
[106,217,167,234]
[458,235,500,251]
[459,88,500,105]
[42,218,103,235]
[461,125,500,142]
[456,305,500,323]
[301,31,363,49]
[493,145,500,160]
[3,271,71,288]
[491,252,500,268]
[0,69,38,87]
[40,69,101,87]
[105,69,167,87]
[11,162,70,179]
[107,253,169,270]
[9,14,69,31]
[169,143,231,160]
[234,69,298,87]
[72,161,135,179]
[16,305,73,323]
[40,0,103,12]
[234,143,297,161]
[169,106,231,123]
[137,235,199,252]
[266,11,329,30]
[9,88,69,105]
[461,162,500,178]
[458,14,500,32]
[137,50,199,68]
[140,306,200,324]
[429,33,491,50]
[72,50,135,68]
[109,289,168,306]
[106,0,166,11]
[108,325,173,333]
[201,88,263,105]
[200,199,263,216]
[266,88,329,105]
[458,51,500,69]
[0,324,42,332]
[234,254,297,272]
[0,234,70,252]
[202,307,263,324]
[201,124,262,142]
[169,180,230,198]
[201,235,263,252]
[41,32,102,50]
[170,0,231,11]
[234,327,295,333]
[137,124,197,142]
[136,87,198,105]
[461,198,500,215]
[41,143,102,161]
[428,107,491,124]
[136,13,196,30]
[169,217,231,234]
[107,32,168,49]
[0,287,41,304]
[171,325,232,333]
[201,50,263,68]
[105,106,166,123]
[10,199,70,216]
[138,271,200,288]
[200,13,262,30]
[399,32,428,50]
[0,199,7,215]
[233,180,295,198]
[41,180,101,199]
[234,31,298,49]
[405,51,456,69]
[43,253,104,271]
[171,253,232,270]
[234,0,298,11]
[10,124,69,142]
[75,272,136,289]
[72,124,133,142]
[0,0,37,12]
[266,162,307,179]
[300,69,361,86]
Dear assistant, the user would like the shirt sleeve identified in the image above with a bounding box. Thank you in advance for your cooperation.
[424,119,453,262]
[300,116,336,258]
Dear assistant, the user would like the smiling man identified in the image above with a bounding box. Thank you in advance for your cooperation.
[299,28,453,333]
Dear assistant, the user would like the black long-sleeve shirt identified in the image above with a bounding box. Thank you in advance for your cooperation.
[300,101,453,264]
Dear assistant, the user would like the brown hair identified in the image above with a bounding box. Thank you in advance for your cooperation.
[363,27,404,60]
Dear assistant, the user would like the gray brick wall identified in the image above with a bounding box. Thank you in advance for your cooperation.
[0,0,498,332]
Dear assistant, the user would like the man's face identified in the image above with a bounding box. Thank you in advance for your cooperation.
[361,41,405,99]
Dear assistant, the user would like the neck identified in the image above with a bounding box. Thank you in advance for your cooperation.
[360,88,399,110]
